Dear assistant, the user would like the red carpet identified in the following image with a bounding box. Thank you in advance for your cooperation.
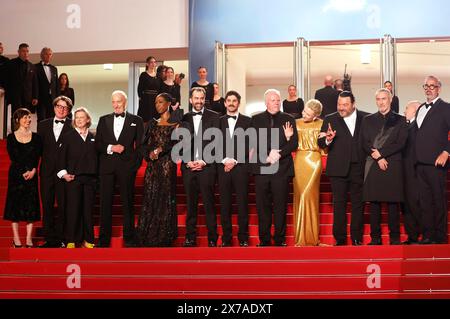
[0,139,449,298]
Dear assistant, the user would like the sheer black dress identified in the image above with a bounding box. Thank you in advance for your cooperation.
[137,121,178,247]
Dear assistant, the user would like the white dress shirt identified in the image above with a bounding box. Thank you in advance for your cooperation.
[417,97,439,128]
[222,113,239,164]
[53,117,66,142]
[42,62,51,84]
[343,108,357,136]
[107,113,126,154]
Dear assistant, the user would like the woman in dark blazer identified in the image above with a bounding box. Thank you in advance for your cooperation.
[58,73,75,105]
[57,107,97,248]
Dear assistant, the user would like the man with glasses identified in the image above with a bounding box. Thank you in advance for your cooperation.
[415,76,450,244]
[37,95,73,247]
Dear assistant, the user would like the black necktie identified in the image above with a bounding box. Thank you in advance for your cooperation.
[226,115,237,120]
[425,102,433,109]
[115,112,125,118]
[193,112,203,116]
[55,119,65,124]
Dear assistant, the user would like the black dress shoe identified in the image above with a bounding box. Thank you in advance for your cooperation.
[402,239,419,245]
[419,238,435,245]
[208,241,217,247]
[39,241,58,248]
[335,240,346,246]
[183,239,196,247]
[368,238,382,245]
[221,241,232,247]
[390,239,401,245]
[352,240,362,246]
[124,241,136,248]
[239,240,249,247]
[257,241,271,247]
[275,241,287,247]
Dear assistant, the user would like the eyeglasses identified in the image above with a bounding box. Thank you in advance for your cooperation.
[423,84,440,90]
[55,104,69,109]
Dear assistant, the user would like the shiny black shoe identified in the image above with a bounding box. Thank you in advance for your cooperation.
[38,241,59,248]
[221,241,232,247]
[352,240,363,246]
[419,238,435,245]
[402,238,419,245]
[368,238,382,246]
[239,240,249,247]
[208,241,217,247]
[257,241,271,247]
[124,241,136,248]
[390,239,401,245]
[96,241,110,248]
[335,240,346,246]
[183,239,196,247]
[275,241,287,247]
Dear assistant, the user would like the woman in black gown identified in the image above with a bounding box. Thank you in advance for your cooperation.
[59,73,75,106]
[282,84,304,119]
[210,82,226,115]
[4,108,42,248]
[137,56,161,124]
[160,66,181,110]
[138,93,179,247]
[190,66,214,111]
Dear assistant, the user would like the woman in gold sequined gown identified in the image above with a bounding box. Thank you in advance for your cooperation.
[285,99,323,246]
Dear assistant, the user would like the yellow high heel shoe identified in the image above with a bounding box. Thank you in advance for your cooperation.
[82,241,95,248]
[66,243,76,249]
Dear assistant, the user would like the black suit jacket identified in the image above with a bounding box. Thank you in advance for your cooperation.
[314,86,339,117]
[0,55,9,89]
[415,98,450,165]
[37,117,73,178]
[5,57,38,112]
[95,112,144,174]
[218,113,252,166]
[180,108,220,167]
[57,128,97,176]
[35,62,59,116]
[318,110,368,177]
[250,111,298,177]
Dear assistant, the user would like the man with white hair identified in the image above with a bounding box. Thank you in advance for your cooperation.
[96,90,144,247]
[250,89,298,246]
[35,47,59,121]
[415,76,450,244]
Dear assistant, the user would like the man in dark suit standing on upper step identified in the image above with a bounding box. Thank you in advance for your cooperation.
[315,75,340,118]
[318,91,368,246]
[415,76,450,245]
[35,47,59,122]
[96,90,144,248]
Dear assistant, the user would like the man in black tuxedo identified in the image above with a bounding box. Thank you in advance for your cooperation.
[314,75,340,118]
[0,42,9,95]
[415,76,450,245]
[37,95,73,248]
[251,89,298,246]
[402,100,422,244]
[5,43,38,117]
[35,47,59,122]
[180,87,220,247]
[96,90,144,247]
[318,91,368,246]
[217,90,251,247]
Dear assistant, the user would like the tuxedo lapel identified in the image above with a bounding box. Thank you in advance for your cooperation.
[354,111,364,136]
[337,116,352,137]
[105,114,115,141]
[419,98,441,129]
[118,113,133,142]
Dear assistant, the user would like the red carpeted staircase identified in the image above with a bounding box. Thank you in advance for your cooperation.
[0,139,449,299]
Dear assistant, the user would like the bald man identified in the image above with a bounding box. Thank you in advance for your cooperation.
[402,101,422,244]
[314,75,340,117]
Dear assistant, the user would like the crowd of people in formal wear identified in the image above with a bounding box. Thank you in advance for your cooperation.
[1,43,449,248]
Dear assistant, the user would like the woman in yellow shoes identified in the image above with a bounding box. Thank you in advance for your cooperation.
[57,107,97,249]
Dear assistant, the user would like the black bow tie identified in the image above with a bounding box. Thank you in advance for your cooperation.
[43,63,50,66]
[54,119,65,124]
[193,112,203,116]
[115,112,125,118]
[425,102,434,109]
[226,115,237,120]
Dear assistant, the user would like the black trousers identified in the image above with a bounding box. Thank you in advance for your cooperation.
[255,174,289,245]
[40,175,66,244]
[369,202,400,241]
[416,164,448,243]
[99,168,137,246]
[65,175,96,243]
[217,164,249,243]
[329,163,364,242]
[182,166,217,242]
[402,173,422,241]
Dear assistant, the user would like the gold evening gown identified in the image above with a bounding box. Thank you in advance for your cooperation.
[293,119,323,246]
